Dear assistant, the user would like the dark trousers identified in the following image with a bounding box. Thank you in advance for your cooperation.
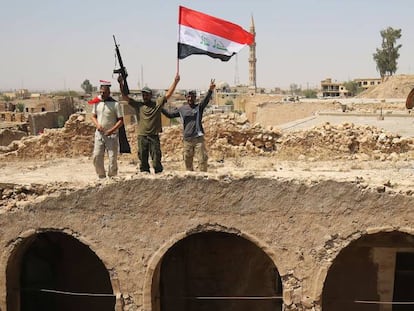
[137,135,163,173]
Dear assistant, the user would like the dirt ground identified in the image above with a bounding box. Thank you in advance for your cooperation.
[1,154,413,191]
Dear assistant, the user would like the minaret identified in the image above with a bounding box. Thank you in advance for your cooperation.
[248,15,257,92]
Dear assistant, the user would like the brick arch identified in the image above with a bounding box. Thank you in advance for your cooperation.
[312,226,414,300]
[143,223,283,311]
[318,228,414,311]
[6,228,120,311]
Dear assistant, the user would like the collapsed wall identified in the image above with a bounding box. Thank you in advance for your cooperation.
[0,176,413,311]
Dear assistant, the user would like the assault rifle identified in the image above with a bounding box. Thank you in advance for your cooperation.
[113,35,130,95]
[112,35,131,154]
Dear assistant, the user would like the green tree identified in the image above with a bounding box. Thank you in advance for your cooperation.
[343,81,364,96]
[16,102,25,112]
[81,79,94,94]
[373,27,402,79]
[303,89,317,98]
[57,115,66,128]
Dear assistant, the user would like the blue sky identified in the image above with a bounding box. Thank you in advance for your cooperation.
[1,0,413,92]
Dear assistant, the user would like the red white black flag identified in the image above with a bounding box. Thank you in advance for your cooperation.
[178,6,254,62]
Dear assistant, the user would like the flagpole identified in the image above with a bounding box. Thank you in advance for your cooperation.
[177,6,181,75]
[176,58,180,75]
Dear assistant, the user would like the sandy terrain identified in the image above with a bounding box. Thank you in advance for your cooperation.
[1,154,413,192]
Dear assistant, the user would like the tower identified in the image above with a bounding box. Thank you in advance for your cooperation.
[248,15,257,92]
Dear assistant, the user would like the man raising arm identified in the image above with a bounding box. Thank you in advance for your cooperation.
[118,74,180,173]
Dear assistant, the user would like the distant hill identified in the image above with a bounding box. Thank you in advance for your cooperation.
[356,74,414,99]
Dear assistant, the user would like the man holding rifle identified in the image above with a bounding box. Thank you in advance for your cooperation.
[118,74,180,174]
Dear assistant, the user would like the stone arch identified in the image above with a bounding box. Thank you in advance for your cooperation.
[321,229,414,311]
[143,224,283,311]
[6,229,116,311]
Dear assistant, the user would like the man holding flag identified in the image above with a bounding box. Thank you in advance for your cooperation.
[171,6,252,171]
[166,6,253,171]
[162,79,216,172]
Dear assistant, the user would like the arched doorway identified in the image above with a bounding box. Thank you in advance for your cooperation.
[154,231,282,311]
[322,231,414,311]
[7,231,115,311]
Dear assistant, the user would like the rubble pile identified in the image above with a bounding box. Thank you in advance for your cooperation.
[160,113,283,161]
[1,113,414,163]
[0,182,77,211]
[0,114,95,160]
[279,122,414,160]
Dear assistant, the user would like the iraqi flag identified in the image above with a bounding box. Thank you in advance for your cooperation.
[178,6,254,62]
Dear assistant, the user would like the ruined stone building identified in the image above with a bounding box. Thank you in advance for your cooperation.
[320,78,352,98]
[0,176,413,311]
[354,78,382,91]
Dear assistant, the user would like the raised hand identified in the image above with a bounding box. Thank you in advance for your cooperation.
[209,78,216,90]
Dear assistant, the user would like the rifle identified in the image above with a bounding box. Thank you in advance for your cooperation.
[113,35,130,95]
[112,35,131,154]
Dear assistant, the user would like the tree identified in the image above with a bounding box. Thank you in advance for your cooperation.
[57,115,66,128]
[373,27,402,79]
[343,81,364,96]
[81,79,94,94]
[289,83,301,95]
[16,102,25,112]
[303,89,317,98]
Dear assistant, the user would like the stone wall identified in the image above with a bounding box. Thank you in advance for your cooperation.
[0,177,413,311]
[0,129,26,146]
[27,98,75,135]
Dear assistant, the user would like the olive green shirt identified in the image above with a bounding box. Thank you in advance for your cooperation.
[128,96,167,135]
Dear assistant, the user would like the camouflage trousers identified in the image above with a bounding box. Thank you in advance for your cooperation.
[137,135,163,173]
[183,136,208,172]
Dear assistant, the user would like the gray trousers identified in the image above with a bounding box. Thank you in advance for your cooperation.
[93,131,119,178]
